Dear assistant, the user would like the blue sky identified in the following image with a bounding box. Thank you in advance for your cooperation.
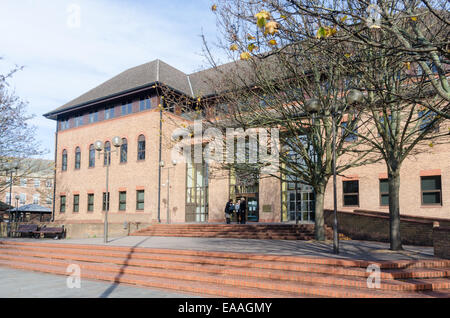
[0,0,222,160]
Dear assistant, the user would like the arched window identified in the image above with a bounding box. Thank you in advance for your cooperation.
[120,138,128,163]
[104,141,111,166]
[62,150,67,171]
[75,147,81,169]
[89,144,95,167]
[137,135,145,160]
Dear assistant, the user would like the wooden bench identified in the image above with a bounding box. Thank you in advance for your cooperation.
[33,226,65,239]
[11,224,38,238]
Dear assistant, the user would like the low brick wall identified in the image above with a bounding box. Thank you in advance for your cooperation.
[324,209,449,246]
[433,226,450,259]
[0,221,150,239]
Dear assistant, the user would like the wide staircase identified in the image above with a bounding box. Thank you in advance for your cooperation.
[0,240,449,298]
[131,223,339,240]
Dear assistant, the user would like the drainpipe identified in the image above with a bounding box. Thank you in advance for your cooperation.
[51,124,58,223]
[157,95,162,223]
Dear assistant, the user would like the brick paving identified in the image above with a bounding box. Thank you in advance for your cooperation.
[0,239,448,298]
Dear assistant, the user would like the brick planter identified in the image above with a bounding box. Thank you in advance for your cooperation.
[433,225,450,259]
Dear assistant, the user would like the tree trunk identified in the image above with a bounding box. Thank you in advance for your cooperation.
[388,169,403,251]
[314,187,326,241]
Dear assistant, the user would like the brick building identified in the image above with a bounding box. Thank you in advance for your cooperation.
[0,159,54,211]
[43,60,449,228]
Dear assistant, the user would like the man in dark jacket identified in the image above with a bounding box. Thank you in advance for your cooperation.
[224,199,233,224]
[239,197,247,224]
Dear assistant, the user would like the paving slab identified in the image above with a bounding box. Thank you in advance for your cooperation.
[0,267,199,298]
[0,236,435,261]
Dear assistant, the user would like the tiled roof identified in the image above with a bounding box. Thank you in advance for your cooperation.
[44,58,254,119]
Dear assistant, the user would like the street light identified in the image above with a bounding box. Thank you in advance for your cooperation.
[305,89,364,254]
[2,161,19,237]
[160,159,177,224]
[95,137,123,244]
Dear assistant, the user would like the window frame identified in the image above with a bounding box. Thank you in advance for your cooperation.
[60,195,66,213]
[75,147,81,170]
[137,135,146,161]
[379,178,389,206]
[119,191,127,211]
[342,180,360,207]
[73,194,80,213]
[421,175,442,206]
[87,194,94,212]
[136,190,145,211]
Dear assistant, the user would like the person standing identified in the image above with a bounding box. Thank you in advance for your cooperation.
[224,199,233,224]
[235,199,241,224]
[239,197,247,224]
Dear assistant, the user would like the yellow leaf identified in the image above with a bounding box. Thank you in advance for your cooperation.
[345,53,352,58]
[211,4,217,11]
[268,39,277,46]
[255,10,271,29]
[340,15,348,23]
[411,16,417,21]
[429,142,434,148]
[230,44,238,51]
[240,52,251,60]
[264,21,279,35]
[404,62,411,70]
[248,43,257,52]
[281,15,287,19]
[247,34,256,41]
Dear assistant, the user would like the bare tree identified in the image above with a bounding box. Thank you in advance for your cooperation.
[0,60,45,194]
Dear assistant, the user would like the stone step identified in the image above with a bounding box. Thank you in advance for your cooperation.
[1,251,449,292]
[1,244,449,281]
[1,241,449,270]
[131,232,315,240]
[0,256,440,298]
[0,259,307,298]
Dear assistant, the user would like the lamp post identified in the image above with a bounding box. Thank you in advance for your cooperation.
[15,195,19,223]
[95,137,123,244]
[305,89,364,254]
[160,160,177,224]
[2,162,19,237]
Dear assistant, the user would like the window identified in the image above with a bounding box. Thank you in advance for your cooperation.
[46,179,52,188]
[60,119,70,130]
[120,138,128,163]
[87,194,94,212]
[379,179,389,206]
[119,191,127,211]
[5,193,11,204]
[20,193,26,204]
[121,101,133,116]
[137,135,145,160]
[20,178,28,187]
[73,194,79,212]
[89,144,95,168]
[421,176,442,205]
[60,195,66,213]
[74,115,84,127]
[105,106,115,120]
[34,179,40,188]
[75,147,81,169]
[33,194,40,205]
[102,192,110,211]
[140,97,151,111]
[136,190,144,210]
[46,197,52,205]
[89,111,99,124]
[343,180,359,206]
[62,150,68,171]
[341,121,358,142]
[104,141,111,166]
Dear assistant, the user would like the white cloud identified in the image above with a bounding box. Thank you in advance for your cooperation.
[0,0,222,159]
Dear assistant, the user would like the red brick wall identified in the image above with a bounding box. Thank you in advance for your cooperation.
[323,209,450,246]
[433,226,450,259]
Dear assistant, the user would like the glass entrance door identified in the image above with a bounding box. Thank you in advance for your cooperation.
[284,184,315,223]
